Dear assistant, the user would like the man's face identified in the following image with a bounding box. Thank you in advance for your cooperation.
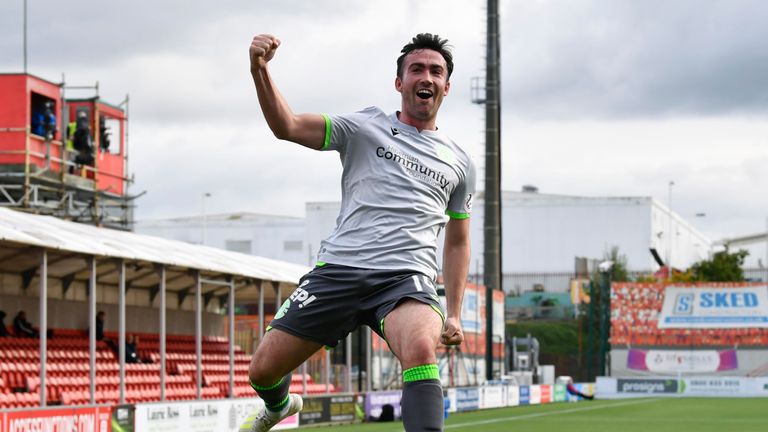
[395,49,450,124]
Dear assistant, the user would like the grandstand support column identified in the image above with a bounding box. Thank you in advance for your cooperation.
[272,281,281,312]
[39,249,48,407]
[118,259,126,404]
[325,348,331,394]
[157,264,167,401]
[258,280,265,339]
[366,327,372,392]
[88,258,97,404]
[302,362,308,395]
[228,277,235,399]
[195,271,203,400]
[345,333,352,393]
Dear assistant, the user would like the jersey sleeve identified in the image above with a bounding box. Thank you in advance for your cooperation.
[320,107,379,153]
[446,157,477,219]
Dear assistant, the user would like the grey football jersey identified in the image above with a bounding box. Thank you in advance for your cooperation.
[316,106,476,280]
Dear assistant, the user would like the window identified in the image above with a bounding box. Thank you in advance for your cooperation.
[225,240,251,254]
[30,92,57,140]
[283,240,303,252]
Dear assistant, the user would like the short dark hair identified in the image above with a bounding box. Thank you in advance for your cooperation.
[396,33,453,79]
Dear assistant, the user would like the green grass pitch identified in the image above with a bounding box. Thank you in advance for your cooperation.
[301,398,768,432]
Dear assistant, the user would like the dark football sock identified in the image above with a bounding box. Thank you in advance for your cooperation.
[401,364,443,431]
[250,373,292,413]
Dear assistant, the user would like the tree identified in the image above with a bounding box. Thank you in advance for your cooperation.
[602,246,630,282]
[691,248,749,282]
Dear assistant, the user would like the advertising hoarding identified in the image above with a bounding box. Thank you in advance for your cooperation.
[2,406,111,432]
[529,385,541,405]
[364,391,402,420]
[658,286,768,329]
[518,385,530,405]
[455,387,479,412]
[134,399,298,432]
[480,386,504,409]
[626,348,738,373]
[553,384,566,402]
[540,384,552,403]
[506,385,520,407]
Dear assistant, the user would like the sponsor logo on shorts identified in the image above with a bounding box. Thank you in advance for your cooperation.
[290,285,317,309]
[274,299,291,320]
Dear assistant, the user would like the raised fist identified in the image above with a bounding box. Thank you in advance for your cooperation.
[249,34,280,71]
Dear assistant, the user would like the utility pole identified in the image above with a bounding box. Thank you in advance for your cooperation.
[484,0,502,382]
[23,0,28,73]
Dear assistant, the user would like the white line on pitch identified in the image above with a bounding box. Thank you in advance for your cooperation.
[444,398,661,429]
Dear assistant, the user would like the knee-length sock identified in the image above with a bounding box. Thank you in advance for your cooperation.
[401,364,443,431]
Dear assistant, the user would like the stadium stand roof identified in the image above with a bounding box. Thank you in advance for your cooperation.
[0,207,309,286]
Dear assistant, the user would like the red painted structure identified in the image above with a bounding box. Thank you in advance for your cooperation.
[0,73,131,228]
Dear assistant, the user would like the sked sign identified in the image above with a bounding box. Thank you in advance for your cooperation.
[659,286,768,329]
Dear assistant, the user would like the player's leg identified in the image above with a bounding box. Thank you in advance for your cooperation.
[384,299,444,432]
[249,328,322,407]
[242,264,359,432]
[241,329,321,432]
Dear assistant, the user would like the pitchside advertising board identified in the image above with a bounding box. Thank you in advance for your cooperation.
[299,395,358,425]
[658,285,768,329]
[0,406,111,432]
[134,398,298,432]
[597,376,768,398]
[364,390,402,420]
[455,387,480,412]
[626,348,739,373]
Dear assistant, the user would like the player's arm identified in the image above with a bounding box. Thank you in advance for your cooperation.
[249,34,326,150]
[441,217,471,346]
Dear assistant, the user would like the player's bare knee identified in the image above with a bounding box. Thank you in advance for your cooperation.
[400,337,437,367]
[248,357,281,386]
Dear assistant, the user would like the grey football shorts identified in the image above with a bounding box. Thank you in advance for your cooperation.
[267,263,445,347]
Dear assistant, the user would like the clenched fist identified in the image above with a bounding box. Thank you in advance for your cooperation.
[250,34,280,71]
[440,316,464,346]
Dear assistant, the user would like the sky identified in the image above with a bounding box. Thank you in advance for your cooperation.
[2,0,767,244]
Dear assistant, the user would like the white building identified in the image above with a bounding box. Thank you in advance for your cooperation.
[136,212,311,265]
[136,189,715,292]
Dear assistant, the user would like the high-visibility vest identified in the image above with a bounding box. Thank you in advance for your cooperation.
[66,122,76,151]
